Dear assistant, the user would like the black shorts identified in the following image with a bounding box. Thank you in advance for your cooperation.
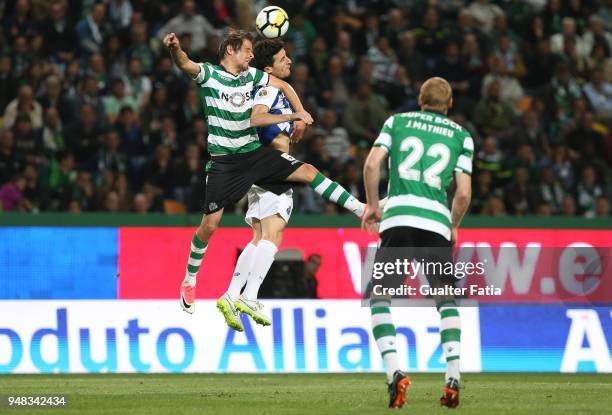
[368,226,456,304]
[203,146,302,213]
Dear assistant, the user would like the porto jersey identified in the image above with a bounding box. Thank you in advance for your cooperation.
[253,85,294,145]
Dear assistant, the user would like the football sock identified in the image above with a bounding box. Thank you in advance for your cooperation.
[309,172,365,217]
[226,243,257,299]
[183,233,207,286]
[439,303,461,381]
[371,299,399,383]
[243,240,277,300]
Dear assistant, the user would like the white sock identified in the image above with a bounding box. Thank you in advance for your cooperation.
[243,240,277,299]
[439,305,461,381]
[226,243,257,299]
[383,352,399,383]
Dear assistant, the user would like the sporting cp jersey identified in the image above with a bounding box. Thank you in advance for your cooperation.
[253,85,294,145]
[193,62,269,155]
[373,111,474,240]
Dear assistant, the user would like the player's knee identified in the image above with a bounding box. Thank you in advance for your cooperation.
[200,218,220,238]
[302,163,318,182]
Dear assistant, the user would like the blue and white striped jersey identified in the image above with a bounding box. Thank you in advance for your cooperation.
[253,85,294,145]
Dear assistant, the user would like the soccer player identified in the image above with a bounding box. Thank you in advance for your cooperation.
[162,31,366,315]
[361,77,473,408]
[218,39,374,331]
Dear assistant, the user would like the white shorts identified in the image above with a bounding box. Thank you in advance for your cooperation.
[245,185,293,227]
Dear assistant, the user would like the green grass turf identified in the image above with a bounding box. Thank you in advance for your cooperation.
[0,373,610,415]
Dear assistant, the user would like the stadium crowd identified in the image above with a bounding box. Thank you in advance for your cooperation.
[0,0,611,217]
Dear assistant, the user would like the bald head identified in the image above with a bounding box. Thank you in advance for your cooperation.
[418,77,453,114]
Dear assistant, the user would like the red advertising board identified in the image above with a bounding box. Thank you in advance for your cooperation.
[118,228,612,301]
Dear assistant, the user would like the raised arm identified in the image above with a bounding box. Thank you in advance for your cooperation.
[163,33,200,79]
[267,75,313,124]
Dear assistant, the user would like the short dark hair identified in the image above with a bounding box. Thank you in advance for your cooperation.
[252,38,285,71]
[218,30,254,61]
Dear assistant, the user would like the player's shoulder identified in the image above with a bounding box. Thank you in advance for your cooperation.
[254,85,280,100]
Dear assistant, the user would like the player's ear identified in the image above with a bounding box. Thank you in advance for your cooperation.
[448,97,453,110]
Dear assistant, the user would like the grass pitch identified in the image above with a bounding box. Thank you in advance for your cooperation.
[1,373,610,414]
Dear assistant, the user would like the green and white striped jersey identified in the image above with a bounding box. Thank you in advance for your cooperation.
[373,111,474,240]
[193,62,269,154]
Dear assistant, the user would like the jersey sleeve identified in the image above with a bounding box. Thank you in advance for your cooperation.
[192,62,213,85]
[253,86,278,109]
[373,116,394,152]
[454,135,474,175]
[249,67,270,87]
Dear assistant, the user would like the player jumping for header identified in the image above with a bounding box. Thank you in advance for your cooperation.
[163,31,367,319]
[361,77,473,408]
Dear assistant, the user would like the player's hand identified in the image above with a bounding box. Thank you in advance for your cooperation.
[163,33,180,50]
[361,204,381,235]
[291,120,307,143]
[294,110,313,125]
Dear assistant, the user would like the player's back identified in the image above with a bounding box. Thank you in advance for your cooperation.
[373,111,473,240]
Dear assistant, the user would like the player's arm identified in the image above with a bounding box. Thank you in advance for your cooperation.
[250,104,311,127]
[450,135,474,244]
[362,146,388,233]
[450,171,471,244]
[267,75,313,124]
[163,32,200,78]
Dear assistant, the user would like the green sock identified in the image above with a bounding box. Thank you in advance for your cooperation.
[184,233,207,285]
[309,172,365,216]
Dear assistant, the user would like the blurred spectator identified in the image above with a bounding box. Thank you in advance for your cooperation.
[122,57,152,110]
[397,31,426,87]
[3,84,43,129]
[305,36,329,80]
[471,170,495,214]
[480,55,525,112]
[286,13,317,61]
[13,114,40,161]
[481,194,506,215]
[343,82,388,144]
[367,36,398,85]
[133,192,151,213]
[295,253,320,299]
[583,15,612,58]
[156,0,217,52]
[315,109,350,164]
[0,174,26,212]
[104,78,138,123]
[538,167,565,213]
[103,190,121,212]
[39,1,75,61]
[95,129,128,174]
[550,17,587,58]
[76,2,111,54]
[504,167,539,215]
[73,170,96,212]
[473,80,515,138]
[466,0,504,34]
[66,104,103,166]
[594,195,611,217]
[0,130,22,184]
[576,166,603,216]
[41,107,65,158]
[560,194,578,216]
[583,67,612,118]
[45,150,76,210]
